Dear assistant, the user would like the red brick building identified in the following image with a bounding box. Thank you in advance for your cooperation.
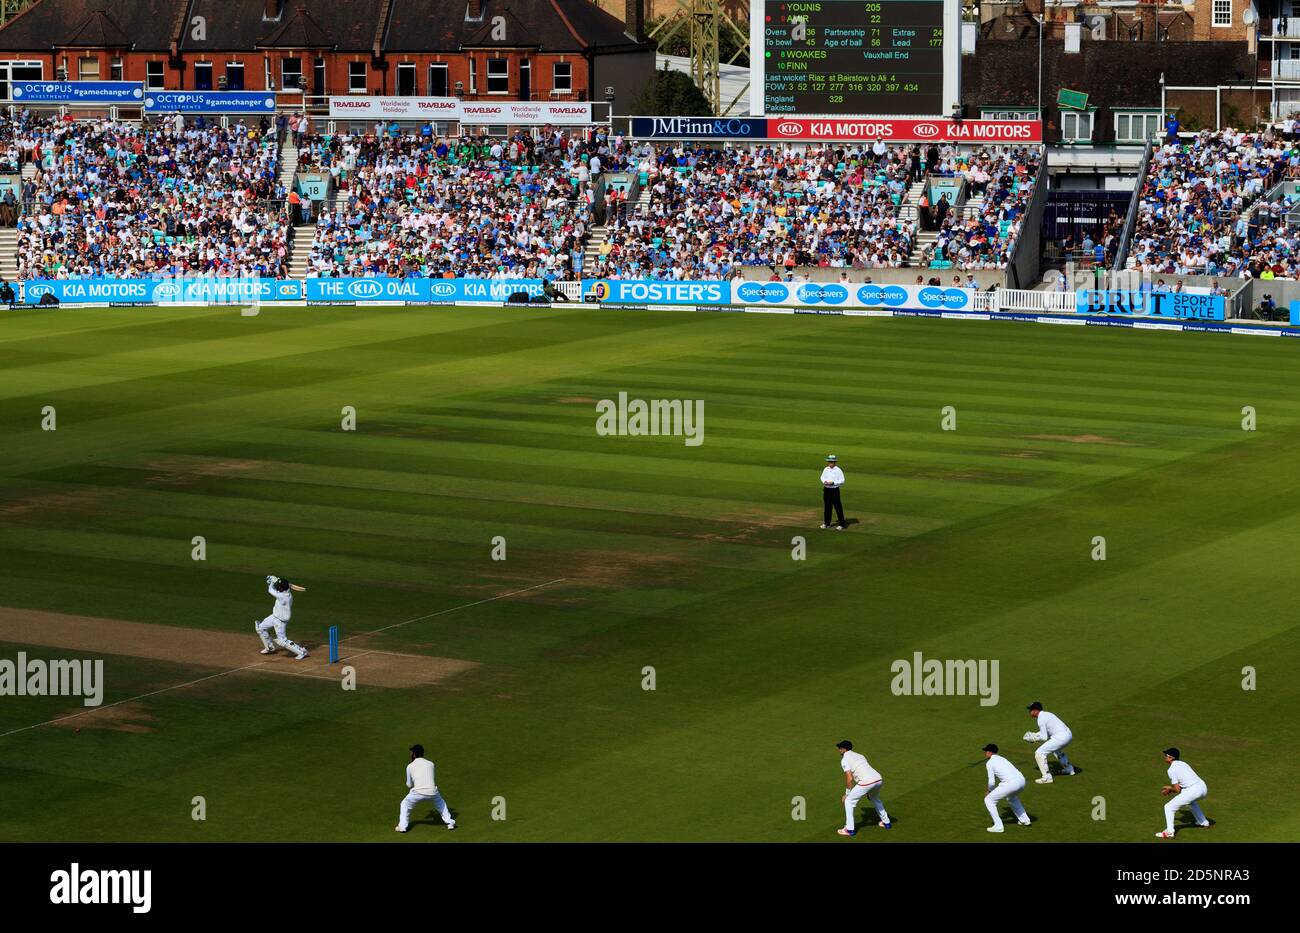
[0,0,653,113]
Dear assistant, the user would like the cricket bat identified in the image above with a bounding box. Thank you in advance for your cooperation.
[289,584,307,592]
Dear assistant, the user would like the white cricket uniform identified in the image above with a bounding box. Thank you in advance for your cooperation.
[1163,760,1209,833]
[820,466,845,488]
[398,757,455,830]
[1029,711,1074,776]
[840,751,889,831]
[255,580,306,655]
[984,755,1030,829]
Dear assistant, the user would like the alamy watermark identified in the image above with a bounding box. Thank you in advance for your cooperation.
[0,653,104,706]
[596,392,704,447]
[49,863,151,913]
[890,651,999,706]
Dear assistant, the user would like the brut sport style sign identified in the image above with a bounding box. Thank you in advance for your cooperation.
[1076,290,1226,321]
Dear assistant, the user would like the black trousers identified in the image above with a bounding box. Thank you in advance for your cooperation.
[823,487,845,527]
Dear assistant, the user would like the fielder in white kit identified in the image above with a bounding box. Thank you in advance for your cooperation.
[1156,747,1211,838]
[1023,701,1076,783]
[835,740,891,835]
[396,744,456,833]
[255,575,309,659]
[982,743,1032,833]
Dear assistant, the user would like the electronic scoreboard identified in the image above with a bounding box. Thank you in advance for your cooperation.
[751,0,960,117]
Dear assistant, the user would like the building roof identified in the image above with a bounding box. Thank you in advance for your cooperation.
[186,0,380,54]
[58,9,133,48]
[0,0,175,51]
[257,4,339,49]
[385,0,640,53]
[460,7,542,49]
[964,38,1253,110]
[0,0,645,53]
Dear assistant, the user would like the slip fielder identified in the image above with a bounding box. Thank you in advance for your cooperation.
[1156,747,1211,838]
[396,744,456,833]
[255,575,309,659]
[1022,701,1076,783]
[982,743,1031,833]
[835,740,891,836]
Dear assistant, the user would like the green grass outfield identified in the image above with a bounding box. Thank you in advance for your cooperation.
[0,304,1297,842]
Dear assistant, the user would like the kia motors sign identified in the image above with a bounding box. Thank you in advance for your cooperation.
[328,97,593,124]
[766,118,1042,144]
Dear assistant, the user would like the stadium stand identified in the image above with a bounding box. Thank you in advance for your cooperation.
[10,114,289,280]
[589,143,1041,279]
[1127,129,1298,277]
[297,127,628,279]
[591,144,919,279]
[922,146,1043,271]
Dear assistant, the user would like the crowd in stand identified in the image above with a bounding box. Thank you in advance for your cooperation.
[921,147,1042,270]
[0,111,1051,284]
[7,111,289,279]
[1128,128,1300,278]
[588,142,1042,279]
[296,126,623,279]
[592,143,920,279]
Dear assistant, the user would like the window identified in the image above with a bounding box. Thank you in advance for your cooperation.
[980,108,1037,121]
[520,59,531,99]
[1114,111,1162,144]
[146,61,165,90]
[225,62,245,90]
[1213,0,1232,26]
[397,62,416,96]
[487,58,508,94]
[1060,110,1094,142]
[349,62,367,93]
[553,61,572,94]
[429,63,449,96]
[314,58,326,96]
[110,58,123,81]
[281,57,302,91]
[469,58,477,94]
[78,57,100,81]
[0,60,42,102]
[194,62,213,91]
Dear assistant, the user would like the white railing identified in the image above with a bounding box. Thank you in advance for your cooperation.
[973,291,998,312]
[556,281,582,300]
[1275,59,1300,81]
[993,289,1078,313]
[1271,17,1300,37]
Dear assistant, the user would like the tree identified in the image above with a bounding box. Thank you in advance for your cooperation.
[630,65,713,117]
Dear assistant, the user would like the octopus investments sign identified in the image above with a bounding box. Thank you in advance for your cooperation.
[144,91,277,113]
[12,81,143,104]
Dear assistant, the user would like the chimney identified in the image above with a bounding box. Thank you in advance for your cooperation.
[264,0,283,20]
[1138,2,1159,40]
[625,0,644,42]
[468,0,483,20]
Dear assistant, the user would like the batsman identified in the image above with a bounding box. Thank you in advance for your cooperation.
[255,575,309,659]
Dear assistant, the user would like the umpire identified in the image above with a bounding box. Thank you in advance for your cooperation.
[820,454,846,530]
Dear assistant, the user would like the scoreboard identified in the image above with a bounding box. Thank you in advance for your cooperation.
[751,0,960,117]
